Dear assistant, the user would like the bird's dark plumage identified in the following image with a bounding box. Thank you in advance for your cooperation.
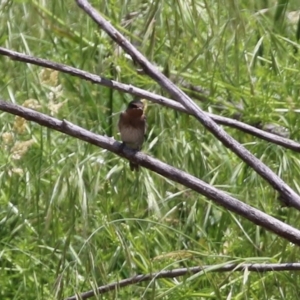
[118,99,147,171]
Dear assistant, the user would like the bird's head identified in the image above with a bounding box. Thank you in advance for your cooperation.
[126,99,144,116]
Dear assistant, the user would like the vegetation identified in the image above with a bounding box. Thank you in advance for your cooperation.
[0,0,300,299]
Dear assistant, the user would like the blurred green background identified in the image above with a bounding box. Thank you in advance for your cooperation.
[0,0,300,299]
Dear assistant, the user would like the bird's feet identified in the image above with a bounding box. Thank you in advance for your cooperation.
[119,142,126,153]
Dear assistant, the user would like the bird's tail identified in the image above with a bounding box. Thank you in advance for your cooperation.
[130,162,139,172]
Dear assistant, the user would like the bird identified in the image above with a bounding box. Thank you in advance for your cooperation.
[118,99,147,171]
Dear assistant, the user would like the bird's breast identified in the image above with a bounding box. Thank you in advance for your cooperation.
[119,125,145,149]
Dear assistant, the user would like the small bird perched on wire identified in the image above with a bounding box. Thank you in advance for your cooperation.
[118,99,147,171]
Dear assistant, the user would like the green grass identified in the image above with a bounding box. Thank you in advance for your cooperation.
[1,0,300,299]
